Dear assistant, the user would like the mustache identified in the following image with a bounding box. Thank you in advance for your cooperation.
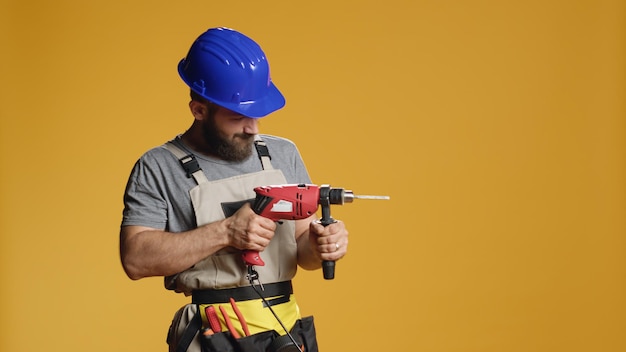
[234,133,255,141]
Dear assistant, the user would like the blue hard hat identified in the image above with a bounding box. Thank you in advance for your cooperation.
[178,27,285,118]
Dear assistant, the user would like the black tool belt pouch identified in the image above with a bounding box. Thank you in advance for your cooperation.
[201,316,318,352]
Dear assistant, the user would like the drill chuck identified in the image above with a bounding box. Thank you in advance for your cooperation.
[328,188,354,204]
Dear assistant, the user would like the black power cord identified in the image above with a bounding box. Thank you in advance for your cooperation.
[248,267,303,352]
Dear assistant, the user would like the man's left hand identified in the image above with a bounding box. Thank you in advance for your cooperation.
[309,220,349,262]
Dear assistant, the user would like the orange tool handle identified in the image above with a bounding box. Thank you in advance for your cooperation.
[230,298,251,337]
[219,305,241,339]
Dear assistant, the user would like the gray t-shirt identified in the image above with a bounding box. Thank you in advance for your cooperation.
[121,134,312,233]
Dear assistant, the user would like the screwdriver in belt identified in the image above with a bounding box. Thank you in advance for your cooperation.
[219,305,241,338]
[204,306,222,335]
[230,298,251,337]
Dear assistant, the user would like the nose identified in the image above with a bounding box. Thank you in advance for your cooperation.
[243,118,259,135]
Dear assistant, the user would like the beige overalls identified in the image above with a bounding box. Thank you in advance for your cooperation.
[164,137,301,352]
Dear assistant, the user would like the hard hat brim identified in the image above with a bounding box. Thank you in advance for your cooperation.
[178,59,286,119]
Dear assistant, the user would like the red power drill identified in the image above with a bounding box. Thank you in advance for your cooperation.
[243,183,389,280]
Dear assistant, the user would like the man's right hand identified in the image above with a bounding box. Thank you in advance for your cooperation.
[224,203,277,252]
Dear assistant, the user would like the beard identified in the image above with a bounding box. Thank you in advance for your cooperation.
[201,116,255,162]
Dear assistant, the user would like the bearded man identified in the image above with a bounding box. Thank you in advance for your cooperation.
[119,27,349,352]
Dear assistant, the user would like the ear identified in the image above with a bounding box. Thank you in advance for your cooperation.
[189,100,207,121]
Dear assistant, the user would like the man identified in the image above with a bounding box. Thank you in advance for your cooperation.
[120,27,349,352]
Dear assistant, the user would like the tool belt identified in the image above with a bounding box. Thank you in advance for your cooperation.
[172,281,318,352]
[192,281,293,305]
[201,316,317,352]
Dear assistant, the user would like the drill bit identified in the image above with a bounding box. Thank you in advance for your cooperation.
[341,190,390,203]
[353,195,391,200]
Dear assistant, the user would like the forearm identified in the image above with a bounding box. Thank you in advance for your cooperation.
[120,222,229,280]
[296,231,323,270]
[120,203,277,280]
[294,216,322,270]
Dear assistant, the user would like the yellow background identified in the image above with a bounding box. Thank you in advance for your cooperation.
[1,1,625,351]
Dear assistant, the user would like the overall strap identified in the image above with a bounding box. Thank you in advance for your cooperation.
[254,135,274,170]
[174,309,202,352]
[164,142,210,185]
[164,136,274,186]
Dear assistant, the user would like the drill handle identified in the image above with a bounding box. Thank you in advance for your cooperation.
[319,189,337,280]
[320,214,335,227]
[319,188,334,226]
[242,194,271,267]
[320,218,337,280]
[322,260,335,280]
